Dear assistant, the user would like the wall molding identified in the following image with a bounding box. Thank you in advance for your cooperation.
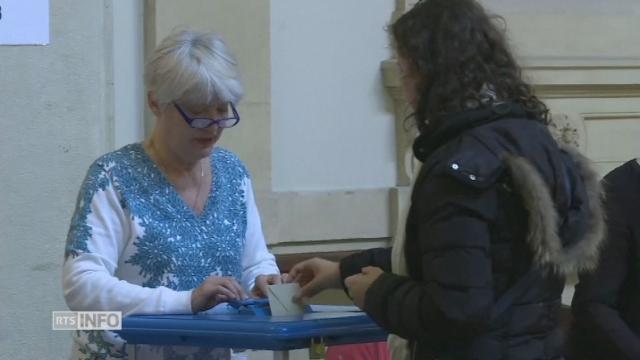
[521,56,640,69]
[257,188,391,245]
[535,84,640,99]
[269,238,391,255]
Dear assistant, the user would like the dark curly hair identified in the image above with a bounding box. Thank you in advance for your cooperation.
[392,0,549,131]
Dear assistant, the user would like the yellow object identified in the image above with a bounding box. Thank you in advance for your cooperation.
[309,338,326,359]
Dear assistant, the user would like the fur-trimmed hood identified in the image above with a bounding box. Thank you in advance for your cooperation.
[505,145,605,275]
[413,102,607,276]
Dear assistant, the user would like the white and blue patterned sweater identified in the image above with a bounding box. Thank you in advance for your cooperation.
[63,143,279,360]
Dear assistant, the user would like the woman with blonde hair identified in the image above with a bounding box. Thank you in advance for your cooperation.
[63,30,281,360]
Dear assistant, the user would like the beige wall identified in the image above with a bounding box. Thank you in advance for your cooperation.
[0,1,114,358]
[486,1,640,176]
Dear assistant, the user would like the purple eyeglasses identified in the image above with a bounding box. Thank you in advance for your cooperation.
[173,102,240,129]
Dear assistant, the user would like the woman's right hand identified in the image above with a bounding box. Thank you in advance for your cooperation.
[191,276,246,313]
[287,258,341,301]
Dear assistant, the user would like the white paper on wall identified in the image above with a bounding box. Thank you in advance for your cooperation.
[0,0,49,45]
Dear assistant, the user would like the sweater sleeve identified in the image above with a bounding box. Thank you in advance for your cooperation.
[62,162,193,316]
[339,248,392,286]
[239,177,280,293]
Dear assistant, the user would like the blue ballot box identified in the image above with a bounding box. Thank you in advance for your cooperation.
[116,305,388,360]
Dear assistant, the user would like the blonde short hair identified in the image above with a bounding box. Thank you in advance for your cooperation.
[144,30,243,109]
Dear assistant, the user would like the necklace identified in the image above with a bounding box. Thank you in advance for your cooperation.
[192,160,206,213]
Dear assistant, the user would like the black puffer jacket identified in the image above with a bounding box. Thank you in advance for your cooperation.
[568,160,640,360]
[340,103,604,360]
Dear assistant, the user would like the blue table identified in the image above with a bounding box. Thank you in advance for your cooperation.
[117,310,387,359]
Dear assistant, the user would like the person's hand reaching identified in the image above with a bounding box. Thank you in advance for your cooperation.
[286,258,342,302]
[191,276,246,313]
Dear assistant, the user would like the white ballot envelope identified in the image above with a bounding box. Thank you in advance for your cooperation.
[266,283,306,316]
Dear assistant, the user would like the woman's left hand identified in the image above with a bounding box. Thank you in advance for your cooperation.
[252,274,283,298]
[344,266,384,309]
